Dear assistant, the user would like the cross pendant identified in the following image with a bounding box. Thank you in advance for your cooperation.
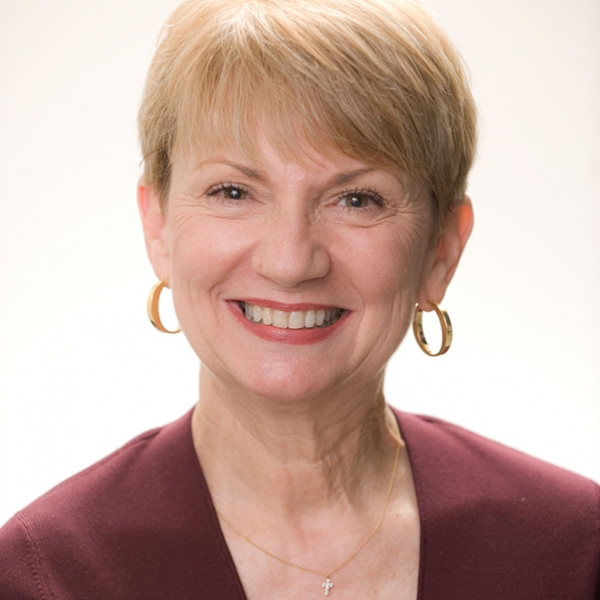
[322,577,334,595]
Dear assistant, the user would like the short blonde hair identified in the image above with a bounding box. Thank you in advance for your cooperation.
[139,0,477,229]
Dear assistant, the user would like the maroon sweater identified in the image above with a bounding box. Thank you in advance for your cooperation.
[1,409,599,599]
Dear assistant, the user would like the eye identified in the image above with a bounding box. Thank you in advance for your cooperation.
[206,183,249,200]
[337,189,384,209]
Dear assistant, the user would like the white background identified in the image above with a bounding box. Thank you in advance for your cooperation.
[1,0,599,526]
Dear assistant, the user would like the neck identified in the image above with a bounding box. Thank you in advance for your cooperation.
[191,364,403,517]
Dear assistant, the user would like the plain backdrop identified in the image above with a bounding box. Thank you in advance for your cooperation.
[1,0,599,526]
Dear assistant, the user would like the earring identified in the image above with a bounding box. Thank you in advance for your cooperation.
[147,280,181,334]
[413,301,452,356]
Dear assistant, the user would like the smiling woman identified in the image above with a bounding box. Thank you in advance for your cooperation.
[1,0,599,598]
[140,140,449,406]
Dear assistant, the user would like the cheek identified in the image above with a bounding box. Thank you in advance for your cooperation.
[170,213,249,276]
[341,224,429,306]
[167,214,251,326]
[339,224,431,360]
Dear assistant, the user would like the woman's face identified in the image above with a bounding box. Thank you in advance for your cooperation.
[140,137,468,403]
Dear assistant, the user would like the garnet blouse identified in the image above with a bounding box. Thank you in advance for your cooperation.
[1,409,598,599]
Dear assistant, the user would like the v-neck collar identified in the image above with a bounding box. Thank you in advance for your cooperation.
[183,407,429,600]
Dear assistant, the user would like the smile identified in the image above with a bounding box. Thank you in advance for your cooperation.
[240,302,344,329]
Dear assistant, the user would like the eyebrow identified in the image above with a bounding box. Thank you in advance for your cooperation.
[333,168,376,185]
[201,161,376,186]
[199,161,264,180]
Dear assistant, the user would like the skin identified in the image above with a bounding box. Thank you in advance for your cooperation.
[139,136,473,599]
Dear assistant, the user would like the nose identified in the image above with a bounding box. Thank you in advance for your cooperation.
[251,209,331,288]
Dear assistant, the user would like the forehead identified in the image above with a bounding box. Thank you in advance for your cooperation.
[172,135,417,197]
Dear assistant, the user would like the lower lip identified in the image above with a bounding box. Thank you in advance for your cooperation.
[228,302,349,345]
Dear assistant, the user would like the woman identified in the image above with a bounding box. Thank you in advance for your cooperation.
[1,0,598,598]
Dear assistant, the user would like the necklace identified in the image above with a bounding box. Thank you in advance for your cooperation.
[215,439,401,596]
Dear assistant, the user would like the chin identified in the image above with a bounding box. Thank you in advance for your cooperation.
[249,375,331,405]
[223,360,346,406]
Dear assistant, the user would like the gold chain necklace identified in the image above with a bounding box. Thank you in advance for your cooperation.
[215,440,401,596]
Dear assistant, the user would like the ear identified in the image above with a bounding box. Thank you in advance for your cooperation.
[417,196,474,310]
[137,178,171,282]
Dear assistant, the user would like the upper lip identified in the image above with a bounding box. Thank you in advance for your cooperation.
[233,299,346,312]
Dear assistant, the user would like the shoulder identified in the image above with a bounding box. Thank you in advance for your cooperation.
[395,410,600,599]
[5,409,197,529]
[0,410,220,599]
[395,410,600,507]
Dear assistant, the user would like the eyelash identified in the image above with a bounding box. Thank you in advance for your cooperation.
[205,182,386,210]
[338,187,386,209]
[205,182,250,201]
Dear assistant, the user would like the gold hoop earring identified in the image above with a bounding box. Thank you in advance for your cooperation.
[147,280,181,334]
[413,302,452,356]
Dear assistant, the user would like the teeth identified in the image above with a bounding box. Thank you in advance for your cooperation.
[262,307,273,325]
[288,311,305,329]
[241,302,342,329]
[272,310,288,328]
[252,304,262,323]
[305,310,316,328]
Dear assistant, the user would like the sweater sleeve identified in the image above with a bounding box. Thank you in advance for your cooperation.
[0,514,50,600]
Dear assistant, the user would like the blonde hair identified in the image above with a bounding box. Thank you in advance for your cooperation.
[139,0,477,229]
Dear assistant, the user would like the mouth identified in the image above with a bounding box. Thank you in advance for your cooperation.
[239,301,344,329]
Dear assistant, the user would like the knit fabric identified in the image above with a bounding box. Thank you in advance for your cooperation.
[1,409,598,599]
